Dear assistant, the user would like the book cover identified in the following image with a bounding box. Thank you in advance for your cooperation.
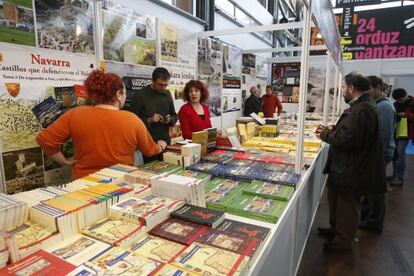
[8,220,56,249]
[0,250,76,275]
[197,229,260,257]
[149,218,209,245]
[46,235,112,266]
[172,242,249,276]
[31,97,63,128]
[81,217,145,245]
[54,86,77,110]
[154,264,200,276]
[170,204,224,228]
[67,265,98,276]
[226,190,287,223]
[243,180,295,201]
[216,219,270,241]
[128,235,186,263]
[205,179,246,211]
[140,161,180,173]
[86,246,163,275]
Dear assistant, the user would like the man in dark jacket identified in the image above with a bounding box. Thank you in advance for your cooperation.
[244,86,263,116]
[128,67,178,163]
[316,72,386,252]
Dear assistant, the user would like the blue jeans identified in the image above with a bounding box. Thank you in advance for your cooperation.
[393,139,408,181]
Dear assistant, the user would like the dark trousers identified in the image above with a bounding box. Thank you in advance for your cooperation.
[328,187,359,246]
[360,193,385,230]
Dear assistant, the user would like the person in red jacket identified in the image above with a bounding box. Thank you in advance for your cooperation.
[262,85,282,117]
[178,80,212,139]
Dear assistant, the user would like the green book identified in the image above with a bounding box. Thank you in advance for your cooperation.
[140,161,181,173]
[171,168,211,186]
[226,189,288,223]
[243,180,294,201]
[204,178,247,211]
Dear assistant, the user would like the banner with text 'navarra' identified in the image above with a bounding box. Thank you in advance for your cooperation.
[341,6,414,60]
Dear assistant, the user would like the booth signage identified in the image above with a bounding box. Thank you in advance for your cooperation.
[335,0,380,8]
[341,6,414,60]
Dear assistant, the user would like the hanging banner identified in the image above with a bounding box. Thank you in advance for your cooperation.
[340,6,414,60]
[105,61,154,109]
[0,0,36,46]
[198,38,223,117]
[222,45,242,89]
[159,21,197,101]
[35,0,95,54]
[222,89,241,113]
[335,0,380,8]
[102,0,156,66]
[0,43,95,152]
[255,55,268,96]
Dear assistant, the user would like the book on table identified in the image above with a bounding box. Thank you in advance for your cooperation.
[170,204,225,228]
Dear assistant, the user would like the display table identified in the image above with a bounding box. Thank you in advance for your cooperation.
[226,144,329,276]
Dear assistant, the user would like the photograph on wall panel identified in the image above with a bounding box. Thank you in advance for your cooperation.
[2,146,44,194]
[0,0,36,46]
[35,0,94,54]
[102,0,156,66]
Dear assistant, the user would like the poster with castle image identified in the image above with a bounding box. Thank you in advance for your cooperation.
[0,0,36,46]
[2,147,44,194]
[35,0,94,54]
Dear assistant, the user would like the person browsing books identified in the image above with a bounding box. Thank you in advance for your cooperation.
[36,70,166,180]
[244,86,263,116]
[262,85,282,118]
[127,67,178,163]
[178,80,212,140]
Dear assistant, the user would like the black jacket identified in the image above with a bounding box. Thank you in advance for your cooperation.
[244,95,263,116]
[321,93,386,196]
[127,85,177,144]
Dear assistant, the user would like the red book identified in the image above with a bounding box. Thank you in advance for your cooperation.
[196,229,261,257]
[149,217,209,245]
[0,250,76,275]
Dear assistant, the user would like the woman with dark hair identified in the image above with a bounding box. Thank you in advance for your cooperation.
[178,80,212,139]
[36,70,166,179]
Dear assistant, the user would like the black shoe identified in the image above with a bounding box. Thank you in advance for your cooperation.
[323,241,352,252]
[359,222,383,234]
[318,227,335,240]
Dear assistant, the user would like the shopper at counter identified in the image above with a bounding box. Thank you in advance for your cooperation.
[359,76,396,234]
[128,67,177,162]
[316,72,386,252]
[262,85,282,118]
[389,88,414,186]
[178,80,212,139]
[36,70,166,179]
[244,86,263,116]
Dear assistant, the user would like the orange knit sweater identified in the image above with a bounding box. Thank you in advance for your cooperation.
[36,106,160,179]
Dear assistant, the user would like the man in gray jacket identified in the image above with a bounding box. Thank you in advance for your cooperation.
[359,76,396,233]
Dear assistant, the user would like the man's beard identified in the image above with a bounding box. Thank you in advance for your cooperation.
[343,94,352,104]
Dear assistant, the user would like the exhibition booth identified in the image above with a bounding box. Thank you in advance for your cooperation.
[0,0,345,275]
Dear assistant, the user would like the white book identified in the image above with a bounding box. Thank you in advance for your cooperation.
[46,234,112,266]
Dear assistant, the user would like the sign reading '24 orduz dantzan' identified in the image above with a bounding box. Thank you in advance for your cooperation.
[341,6,414,60]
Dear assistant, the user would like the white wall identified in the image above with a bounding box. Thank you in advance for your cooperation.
[121,0,205,31]
[393,76,414,96]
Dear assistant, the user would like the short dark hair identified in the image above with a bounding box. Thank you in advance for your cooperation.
[152,67,170,81]
[183,80,209,103]
[266,85,273,90]
[344,72,370,92]
[367,76,383,90]
[392,88,407,100]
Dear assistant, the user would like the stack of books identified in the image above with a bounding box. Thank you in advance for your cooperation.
[81,217,146,247]
[152,174,205,207]
[204,178,246,211]
[45,234,112,267]
[243,180,295,201]
[0,194,28,231]
[5,220,62,262]
[0,232,9,268]
[170,204,225,228]
[11,186,67,207]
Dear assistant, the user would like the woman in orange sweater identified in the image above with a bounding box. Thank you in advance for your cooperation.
[36,70,166,179]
